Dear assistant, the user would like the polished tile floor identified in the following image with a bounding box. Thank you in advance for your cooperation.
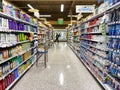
[12,43,103,90]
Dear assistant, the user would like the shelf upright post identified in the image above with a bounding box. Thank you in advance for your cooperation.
[44,39,47,68]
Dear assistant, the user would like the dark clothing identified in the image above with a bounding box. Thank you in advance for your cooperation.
[55,34,60,42]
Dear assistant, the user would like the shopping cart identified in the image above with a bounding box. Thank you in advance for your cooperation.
[36,43,48,68]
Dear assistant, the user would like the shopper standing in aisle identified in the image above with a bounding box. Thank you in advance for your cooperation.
[55,33,60,43]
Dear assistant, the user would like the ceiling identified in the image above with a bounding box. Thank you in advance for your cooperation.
[7,0,100,29]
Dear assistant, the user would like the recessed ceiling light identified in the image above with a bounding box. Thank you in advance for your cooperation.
[61,4,64,12]
[27,4,34,10]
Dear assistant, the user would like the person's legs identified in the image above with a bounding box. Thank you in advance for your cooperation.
[56,39,58,43]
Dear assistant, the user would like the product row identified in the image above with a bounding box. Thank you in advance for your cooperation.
[109,7,120,22]
[108,38,120,49]
[80,40,108,51]
[0,42,34,60]
[0,56,35,90]
[0,33,34,47]
[108,24,120,36]
[0,50,33,78]
[3,3,37,25]
[81,34,106,42]
[0,17,37,32]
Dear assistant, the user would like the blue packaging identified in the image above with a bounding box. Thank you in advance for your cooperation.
[108,39,113,48]
[115,24,120,36]
[117,40,120,49]
[115,50,120,66]
[112,39,118,48]
[114,0,120,4]
[14,69,18,79]
[109,0,114,6]
[108,51,113,61]
[109,25,115,36]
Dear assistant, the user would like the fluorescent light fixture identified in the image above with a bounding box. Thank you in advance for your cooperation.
[40,15,51,17]
[61,4,64,12]
[27,4,34,10]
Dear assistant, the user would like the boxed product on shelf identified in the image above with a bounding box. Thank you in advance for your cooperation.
[21,43,31,51]
[23,50,31,61]
[0,45,23,60]
[109,0,120,6]
[98,1,109,14]
[18,65,23,76]
[2,18,8,29]
[10,56,22,69]
[108,38,120,49]
[14,69,18,79]
[108,24,120,36]
[0,80,5,90]
[4,72,15,88]
[2,62,11,76]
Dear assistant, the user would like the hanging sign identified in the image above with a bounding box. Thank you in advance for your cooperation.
[58,18,64,25]
[34,11,40,18]
[76,5,95,13]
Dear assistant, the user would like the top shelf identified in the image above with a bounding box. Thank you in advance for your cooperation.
[0,12,38,27]
[82,2,120,24]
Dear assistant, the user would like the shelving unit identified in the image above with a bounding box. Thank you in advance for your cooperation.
[0,1,38,90]
[67,24,81,55]
[80,13,119,89]
[68,1,120,90]
[36,21,53,67]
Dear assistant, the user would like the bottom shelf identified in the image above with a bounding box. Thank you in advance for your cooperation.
[67,43,113,90]
[5,57,37,90]
[79,57,113,90]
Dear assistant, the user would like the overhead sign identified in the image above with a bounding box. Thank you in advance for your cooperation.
[58,18,64,25]
[76,5,95,13]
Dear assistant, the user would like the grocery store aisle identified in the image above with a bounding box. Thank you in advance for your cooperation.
[12,43,103,90]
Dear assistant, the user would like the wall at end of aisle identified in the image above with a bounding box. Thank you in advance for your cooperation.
[53,29,67,42]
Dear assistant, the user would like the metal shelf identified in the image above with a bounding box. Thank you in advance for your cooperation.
[80,38,105,43]
[107,36,120,38]
[0,40,30,48]
[82,24,99,30]
[0,29,32,33]
[81,32,102,35]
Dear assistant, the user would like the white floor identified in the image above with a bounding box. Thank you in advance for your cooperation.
[12,43,103,90]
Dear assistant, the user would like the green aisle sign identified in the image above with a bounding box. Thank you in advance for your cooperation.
[58,18,64,25]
